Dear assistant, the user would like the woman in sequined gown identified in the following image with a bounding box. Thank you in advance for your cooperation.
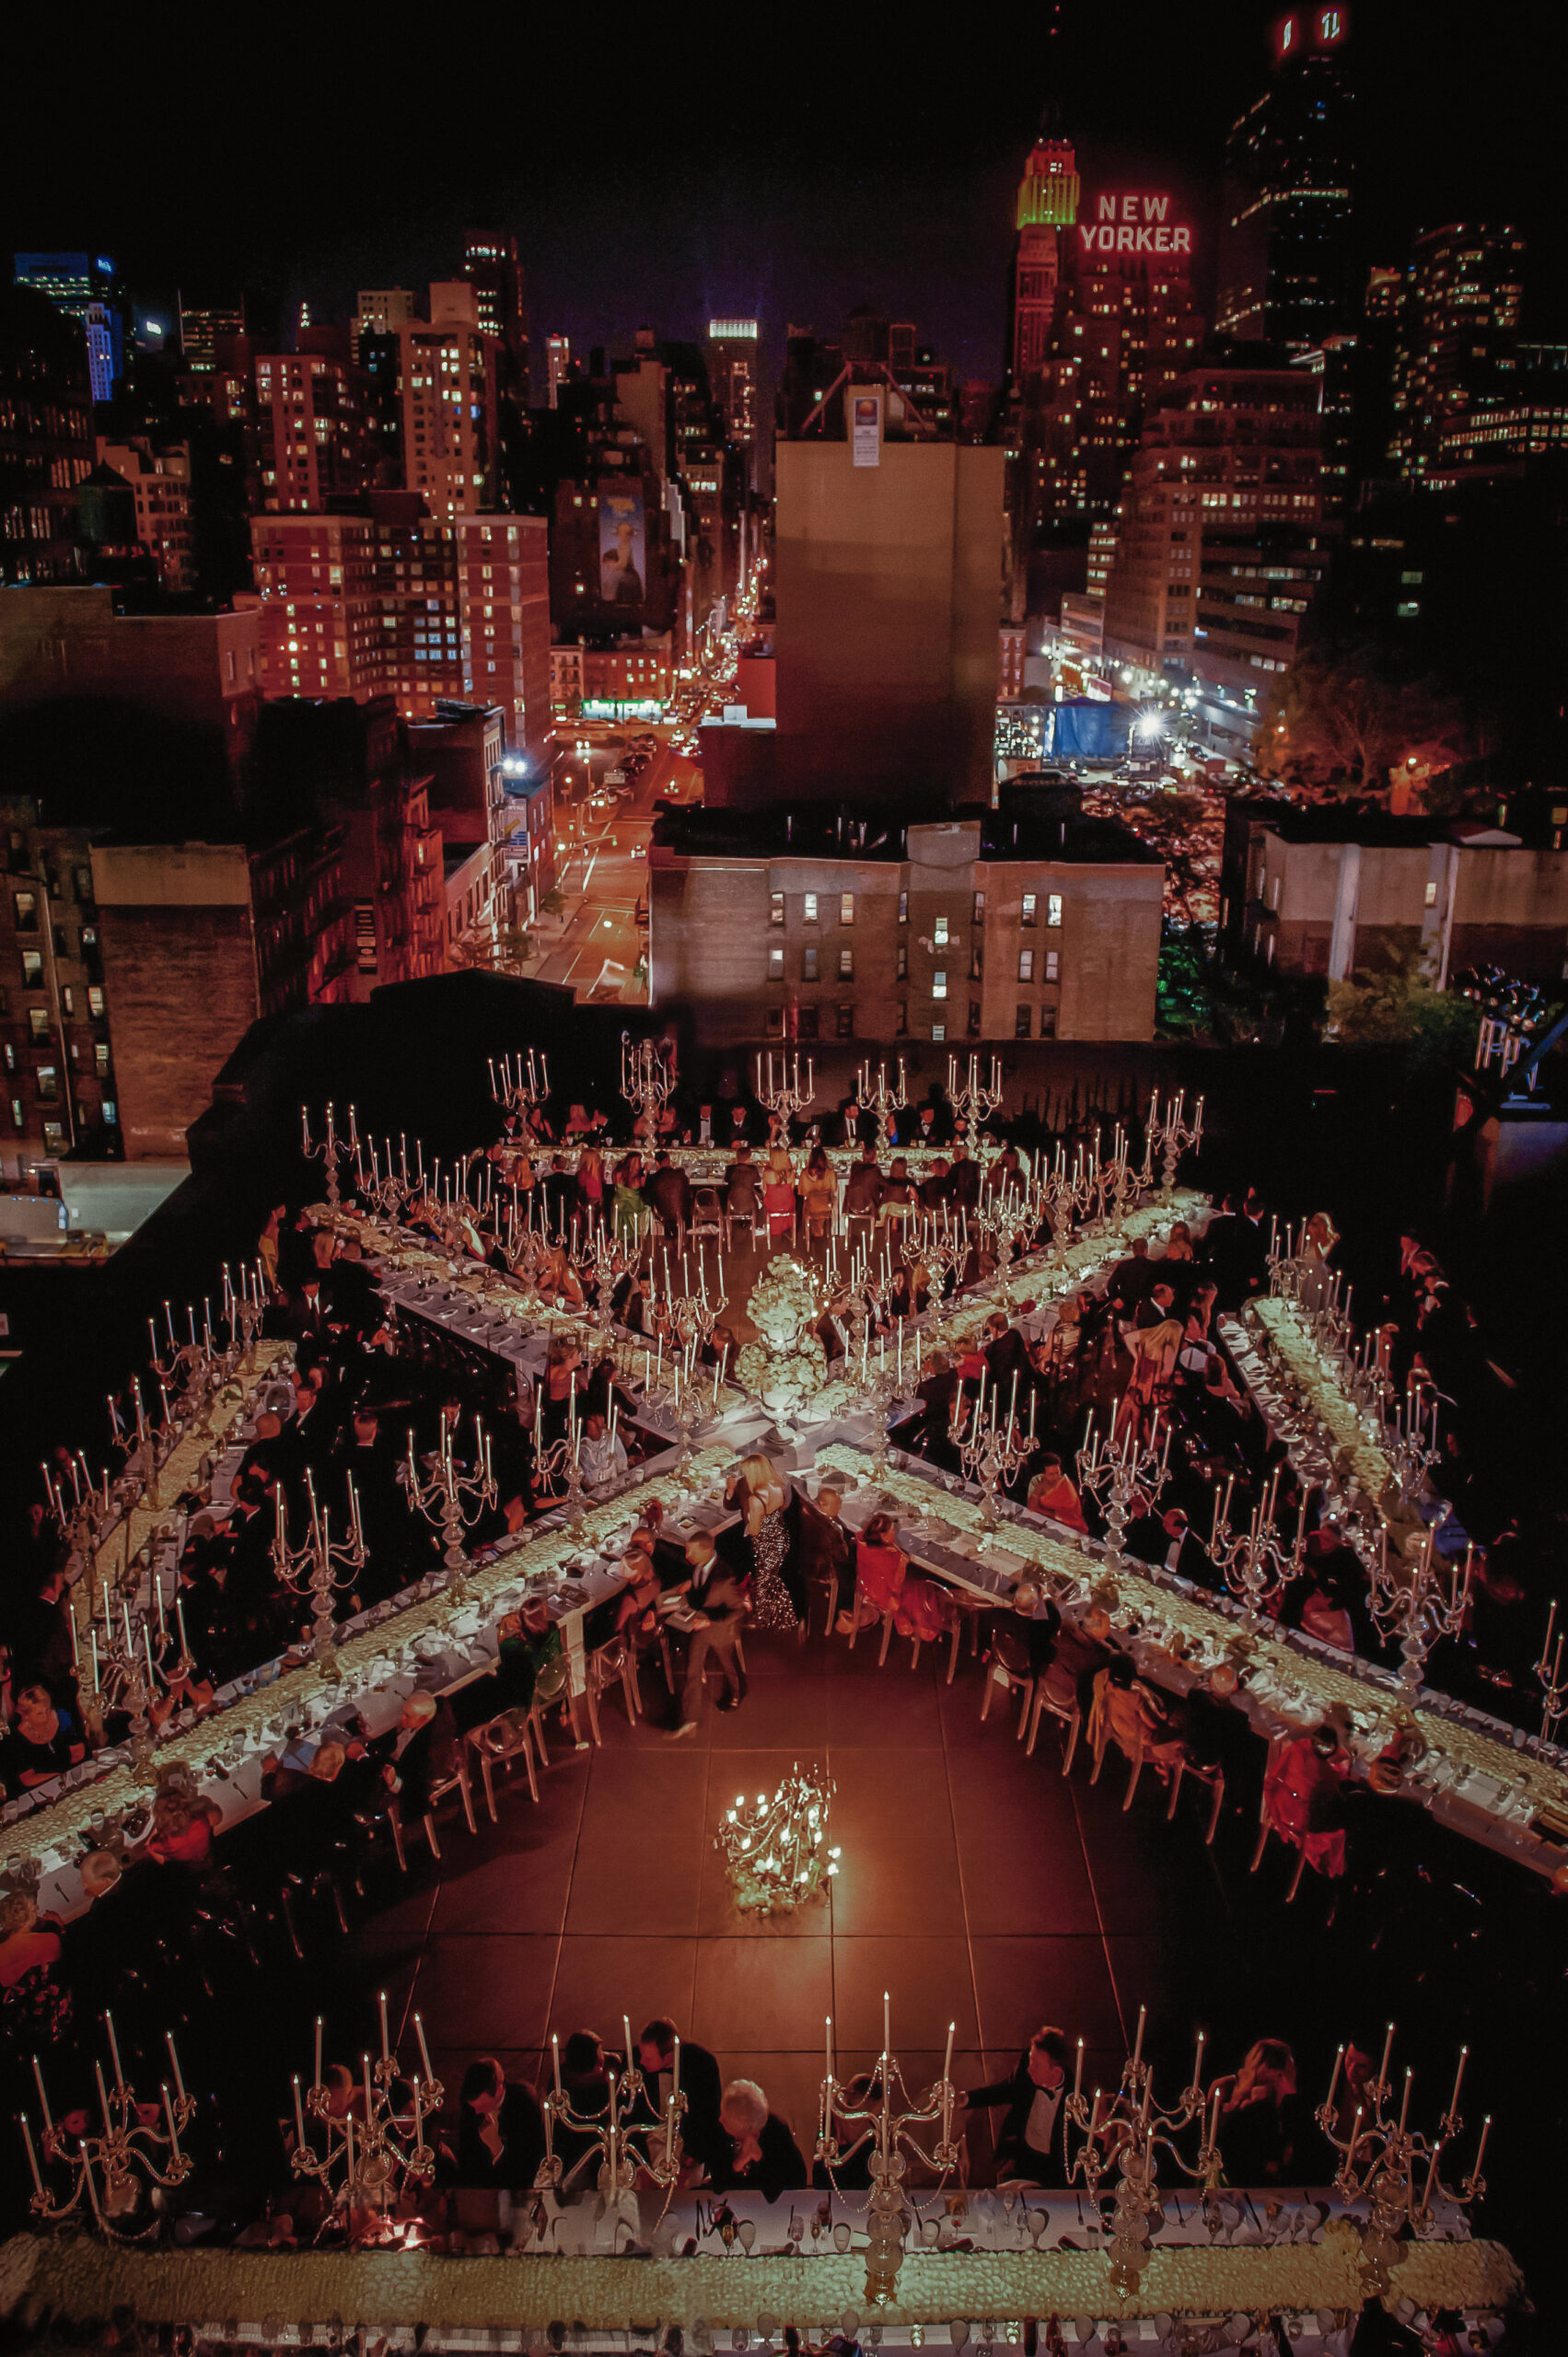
[728,1452,801,1632]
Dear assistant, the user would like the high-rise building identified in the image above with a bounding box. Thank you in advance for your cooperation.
[1103,362,1325,706]
[543,334,571,408]
[707,319,762,485]
[14,253,125,402]
[354,289,416,339]
[246,496,549,747]
[462,230,528,402]
[253,344,376,512]
[772,425,1005,807]
[393,284,502,519]
[177,296,246,373]
[1393,223,1527,480]
[94,438,197,589]
[0,284,93,586]
[1009,134,1080,380]
[1217,7,1354,351]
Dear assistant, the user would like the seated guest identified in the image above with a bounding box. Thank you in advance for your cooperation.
[842,1514,951,1644]
[554,2031,612,2180]
[637,2015,726,2172]
[724,1141,762,1223]
[646,1150,692,1238]
[709,2077,807,2199]
[456,2057,546,2188]
[1,1684,86,1794]
[1262,1724,1349,1880]
[947,1143,982,1210]
[918,1156,952,1213]
[1212,2039,1303,2184]
[960,2026,1073,2184]
[613,1543,663,1641]
[799,1146,838,1248]
[800,1485,856,1623]
[842,1145,884,1232]
[913,1350,962,1442]
[1126,1504,1215,1588]
[373,1689,459,1818]
[761,1157,796,1243]
[877,1158,918,1225]
[1025,1455,1087,1531]
[1091,1654,1185,1773]
[579,1411,628,1490]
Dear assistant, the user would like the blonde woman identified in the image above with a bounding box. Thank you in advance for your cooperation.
[1115,1315,1182,1443]
[726,1452,802,1631]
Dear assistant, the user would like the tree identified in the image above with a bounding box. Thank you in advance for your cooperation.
[1264,645,1468,792]
[1326,942,1481,1073]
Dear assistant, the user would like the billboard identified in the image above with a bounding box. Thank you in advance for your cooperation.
[598,484,646,608]
[850,389,882,468]
[1078,192,1191,259]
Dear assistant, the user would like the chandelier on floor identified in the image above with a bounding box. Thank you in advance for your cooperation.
[716,1760,839,1913]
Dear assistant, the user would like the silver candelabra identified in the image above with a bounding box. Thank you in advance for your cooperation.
[489,1047,551,1127]
[1076,1405,1168,1574]
[1063,2006,1218,2292]
[817,1995,962,2305]
[947,1050,1003,1139]
[955,1374,1032,1532]
[273,1468,366,1674]
[301,1100,357,1210]
[1368,1526,1474,1696]
[1537,1601,1566,1745]
[22,2014,193,2236]
[1316,2025,1489,2270]
[755,1048,816,1134]
[405,1415,497,1597]
[538,2018,687,2197]
[291,2000,444,2217]
[1144,1086,1204,1198]
[621,1028,677,1144]
[855,1055,909,1155]
[1208,1465,1307,1632]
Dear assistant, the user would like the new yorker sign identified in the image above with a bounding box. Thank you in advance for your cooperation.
[1078,194,1192,257]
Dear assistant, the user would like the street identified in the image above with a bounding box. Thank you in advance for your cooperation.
[532,725,703,1004]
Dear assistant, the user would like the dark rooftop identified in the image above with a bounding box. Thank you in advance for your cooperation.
[650,796,1162,867]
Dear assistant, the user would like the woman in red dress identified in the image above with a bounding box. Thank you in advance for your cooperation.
[1262,1723,1349,1878]
[842,1514,951,1643]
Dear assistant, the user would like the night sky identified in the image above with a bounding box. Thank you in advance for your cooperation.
[5,1,1559,379]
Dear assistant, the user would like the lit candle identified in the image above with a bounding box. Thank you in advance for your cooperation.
[1191,2030,1206,2093]
[414,2012,434,2087]
[1447,2046,1468,2120]
[379,1991,390,2063]
[942,2020,955,2088]
[825,2014,834,2084]
[882,1989,891,2058]
[293,2073,307,2151]
[21,2112,43,2200]
[1325,2044,1343,2119]
[163,2083,182,2161]
[1378,2021,1395,2094]
[1472,2115,1491,2177]
[672,2034,680,2102]
[552,2032,563,2096]
[1074,2038,1084,2101]
[31,2054,52,2134]
[1132,2005,1146,2069]
[314,2016,324,2092]
[1398,2068,1412,2137]
[106,2012,124,2089]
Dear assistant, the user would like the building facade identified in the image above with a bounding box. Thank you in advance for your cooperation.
[1216,8,1355,351]
[95,437,196,589]
[0,807,116,1157]
[649,801,1163,1046]
[1,285,93,586]
[1393,225,1527,482]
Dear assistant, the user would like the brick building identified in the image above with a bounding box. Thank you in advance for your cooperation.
[89,833,353,1157]
[1,284,93,587]
[0,807,114,1159]
[649,790,1163,1047]
[253,343,377,512]
[94,438,196,589]
[1221,802,1568,984]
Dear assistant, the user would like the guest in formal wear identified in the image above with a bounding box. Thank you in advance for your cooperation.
[842,1513,950,1644]
[960,2026,1073,2184]
[668,1535,748,1737]
[636,2016,726,2173]
[456,2058,546,2188]
[1025,1455,1087,1531]
[709,2078,807,2199]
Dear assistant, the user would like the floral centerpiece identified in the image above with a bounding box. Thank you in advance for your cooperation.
[737,1254,831,1419]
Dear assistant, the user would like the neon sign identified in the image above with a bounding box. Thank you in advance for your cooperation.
[1078,194,1191,257]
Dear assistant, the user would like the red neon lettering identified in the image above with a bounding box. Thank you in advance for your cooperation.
[1154,226,1171,253]
[1121,195,1138,221]
[1143,196,1170,221]
[1116,226,1135,251]
[1134,227,1153,251]
[1097,195,1116,222]
[1173,227,1191,253]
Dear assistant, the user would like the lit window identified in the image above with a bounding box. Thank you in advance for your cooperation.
[934,913,949,946]
[835,1004,854,1039]
[803,946,819,981]
[770,891,784,925]
[839,948,854,980]
[898,891,909,924]
[768,946,784,978]
[1423,880,1438,908]
[1019,949,1035,982]
[972,891,985,924]
[803,891,819,923]
[1045,949,1059,981]
[931,1021,946,1042]
[897,942,908,980]
[932,970,947,1000]
[840,892,854,926]
[1047,894,1063,927]
[1020,893,1037,927]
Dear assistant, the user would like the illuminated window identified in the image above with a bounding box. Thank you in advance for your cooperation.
[839,948,854,980]
[1019,949,1035,982]
[770,891,784,925]
[931,1021,946,1042]
[934,913,949,946]
[21,949,42,986]
[972,891,986,924]
[803,946,819,981]
[768,946,784,978]
[1047,894,1063,927]
[1020,893,1037,927]
[835,1003,855,1039]
[1423,881,1438,908]
[897,942,908,980]
[898,891,909,923]
[969,945,982,981]
[803,892,819,923]
[839,892,854,926]
[1045,949,1060,981]
[932,970,947,1000]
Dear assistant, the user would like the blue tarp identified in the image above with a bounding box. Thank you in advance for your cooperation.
[1044,701,1134,761]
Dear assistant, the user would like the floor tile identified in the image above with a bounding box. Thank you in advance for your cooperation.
[431,1818,582,1937]
[968,1933,1121,2054]
[829,1934,981,2050]
[707,1674,830,1749]
[409,1932,562,2049]
[563,1750,711,1933]
[824,1662,946,1747]
[822,1751,963,1935]
[549,1933,699,2047]
[691,1933,833,2049]
[945,1748,1099,1936]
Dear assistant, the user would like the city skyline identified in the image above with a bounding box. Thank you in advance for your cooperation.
[4,3,1562,377]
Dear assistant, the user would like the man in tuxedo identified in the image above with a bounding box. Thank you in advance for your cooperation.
[961,2026,1074,2185]
[842,1144,883,1239]
[919,1156,952,1213]
[947,1143,982,1211]
[799,1483,856,1623]
[373,1689,459,1818]
[668,1534,748,1736]
[332,1407,412,1603]
[646,1151,691,1238]
[636,2015,726,2173]
[1126,1504,1217,1590]
[1106,1236,1157,1320]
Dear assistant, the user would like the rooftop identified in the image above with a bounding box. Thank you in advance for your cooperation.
[651,796,1162,867]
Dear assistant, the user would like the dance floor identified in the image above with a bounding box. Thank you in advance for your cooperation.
[341,1623,1272,2177]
